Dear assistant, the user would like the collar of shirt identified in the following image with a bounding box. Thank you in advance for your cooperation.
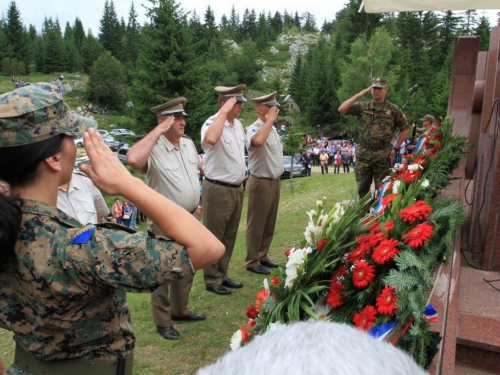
[158,134,184,152]
[18,198,81,227]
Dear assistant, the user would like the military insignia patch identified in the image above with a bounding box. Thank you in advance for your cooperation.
[72,224,96,244]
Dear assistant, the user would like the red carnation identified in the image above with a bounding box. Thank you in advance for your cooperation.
[353,305,377,331]
[372,239,400,265]
[327,281,347,308]
[272,276,281,286]
[317,238,328,251]
[402,222,434,248]
[399,200,433,224]
[246,305,259,319]
[376,286,398,316]
[352,261,376,288]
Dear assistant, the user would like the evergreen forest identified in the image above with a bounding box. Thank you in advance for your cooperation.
[1,0,498,140]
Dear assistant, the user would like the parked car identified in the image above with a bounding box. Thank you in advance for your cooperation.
[75,156,90,168]
[281,155,305,179]
[117,147,129,165]
[111,128,135,136]
[74,136,84,147]
[97,129,109,137]
[103,134,120,151]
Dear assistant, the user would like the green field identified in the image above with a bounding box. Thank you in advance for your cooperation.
[0,171,357,374]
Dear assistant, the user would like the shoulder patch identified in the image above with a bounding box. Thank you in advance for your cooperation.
[72,224,96,244]
[182,135,192,140]
[205,122,211,126]
[251,128,256,132]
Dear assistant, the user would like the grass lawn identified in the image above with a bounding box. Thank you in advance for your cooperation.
[0,170,357,374]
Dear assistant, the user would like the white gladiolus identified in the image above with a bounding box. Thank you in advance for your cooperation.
[421,179,430,188]
[407,163,421,172]
[263,278,270,291]
[393,180,401,194]
[285,247,312,290]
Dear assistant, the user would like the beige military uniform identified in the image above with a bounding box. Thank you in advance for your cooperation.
[136,135,200,327]
[57,170,109,225]
[201,112,245,287]
[245,119,284,268]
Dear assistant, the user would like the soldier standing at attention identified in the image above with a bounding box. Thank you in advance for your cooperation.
[201,85,247,295]
[0,84,223,374]
[338,77,409,198]
[245,92,283,275]
[127,97,207,341]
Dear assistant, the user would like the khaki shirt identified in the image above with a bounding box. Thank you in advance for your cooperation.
[0,199,193,361]
[136,135,200,235]
[57,170,109,225]
[201,112,246,184]
[246,119,284,179]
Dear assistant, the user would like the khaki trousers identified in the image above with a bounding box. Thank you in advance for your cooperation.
[202,180,243,287]
[151,211,197,328]
[245,176,281,268]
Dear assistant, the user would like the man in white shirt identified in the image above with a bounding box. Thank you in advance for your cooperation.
[201,85,247,295]
[57,170,109,224]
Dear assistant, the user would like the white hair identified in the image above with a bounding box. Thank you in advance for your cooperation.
[197,321,428,375]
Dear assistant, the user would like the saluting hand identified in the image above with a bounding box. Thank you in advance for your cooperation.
[266,107,280,123]
[80,128,132,196]
[158,115,175,133]
[220,97,237,114]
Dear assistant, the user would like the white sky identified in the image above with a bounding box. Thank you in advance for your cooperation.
[5,0,499,35]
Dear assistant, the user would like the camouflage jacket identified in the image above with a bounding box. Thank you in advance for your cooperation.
[347,100,409,154]
[0,199,193,361]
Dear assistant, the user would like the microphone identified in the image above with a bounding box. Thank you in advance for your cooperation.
[407,83,423,92]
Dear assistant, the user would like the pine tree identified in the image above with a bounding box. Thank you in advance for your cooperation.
[87,51,127,109]
[39,18,65,74]
[474,16,490,51]
[229,6,241,42]
[98,0,123,59]
[81,30,104,74]
[73,17,86,52]
[123,2,141,68]
[4,1,30,73]
[289,54,305,114]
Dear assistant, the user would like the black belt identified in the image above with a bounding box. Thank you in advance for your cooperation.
[205,177,241,188]
[14,344,133,375]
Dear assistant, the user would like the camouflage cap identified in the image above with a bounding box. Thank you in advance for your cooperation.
[251,91,280,107]
[215,84,247,102]
[0,83,96,147]
[371,77,388,88]
[420,114,435,123]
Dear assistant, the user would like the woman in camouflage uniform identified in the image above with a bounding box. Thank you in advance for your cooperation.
[0,84,224,375]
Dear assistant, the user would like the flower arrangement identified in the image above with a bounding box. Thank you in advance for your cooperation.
[232,117,469,367]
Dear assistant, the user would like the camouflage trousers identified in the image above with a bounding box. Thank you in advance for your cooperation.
[354,148,392,199]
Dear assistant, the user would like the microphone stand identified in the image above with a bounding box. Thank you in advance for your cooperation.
[402,84,423,113]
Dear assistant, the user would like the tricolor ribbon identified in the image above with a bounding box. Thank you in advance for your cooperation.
[423,304,438,323]
[374,182,391,215]
[368,320,397,340]
[414,136,427,154]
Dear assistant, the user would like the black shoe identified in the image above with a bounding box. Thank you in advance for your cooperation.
[247,265,271,275]
[222,279,243,288]
[206,284,232,295]
[156,325,180,340]
[261,259,279,268]
[171,311,206,322]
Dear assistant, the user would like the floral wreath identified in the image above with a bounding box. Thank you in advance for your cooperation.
[231,117,469,367]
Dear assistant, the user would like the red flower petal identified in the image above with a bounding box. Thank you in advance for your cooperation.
[353,305,377,331]
[352,261,376,288]
[376,286,398,316]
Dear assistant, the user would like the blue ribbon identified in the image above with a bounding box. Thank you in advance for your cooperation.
[374,181,391,215]
[368,320,397,339]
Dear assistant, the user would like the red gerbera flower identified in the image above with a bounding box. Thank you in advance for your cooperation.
[255,288,270,311]
[327,281,347,308]
[402,222,434,248]
[246,305,259,319]
[353,305,377,331]
[376,286,398,316]
[246,320,256,329]
[401,169,421,183]
[351,261,376,288]
[382,193,399,207]
[317,238,328,251]
[332,265,347,281]
[347,246,368,263]
[399,200,433,224]
[430,144,441,154]
[367,232,385,247]
[433,133,443,141]
[240,327,251,343]
[382,221,394,233]
[272,276,281,286]
[372,239,400,265]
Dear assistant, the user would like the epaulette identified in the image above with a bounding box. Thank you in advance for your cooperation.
[73,170,91,178]
[182,135,192,140]
[72,224,96,244]
[96,222,137,233]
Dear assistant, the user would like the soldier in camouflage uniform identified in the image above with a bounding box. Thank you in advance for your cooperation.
[0,83,224,375]
[338,77,409,198]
